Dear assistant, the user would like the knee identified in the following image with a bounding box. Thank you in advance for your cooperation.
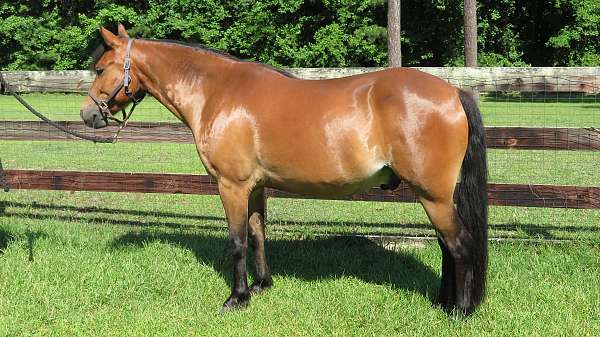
[230,237,247,257]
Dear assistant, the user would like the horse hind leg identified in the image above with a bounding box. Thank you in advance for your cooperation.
[419,195,484,316]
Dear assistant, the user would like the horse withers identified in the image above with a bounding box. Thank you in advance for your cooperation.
[81,25,488,316]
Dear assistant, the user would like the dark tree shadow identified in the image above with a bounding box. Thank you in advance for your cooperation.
[111,231,440,304]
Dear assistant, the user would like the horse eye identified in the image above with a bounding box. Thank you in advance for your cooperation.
[95,68,104,75]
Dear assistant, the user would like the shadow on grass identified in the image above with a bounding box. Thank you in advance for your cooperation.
[26,230,49,262]
[112,231,440,304]
[0,228,14,253]
[4,201,599,240]
[3,209,226,231]
[0,227,47,260]
[0,200,14,254]
[8,209,596,241]
[6,201,223,223]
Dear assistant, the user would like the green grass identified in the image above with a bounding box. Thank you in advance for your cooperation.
[1,93,598,127]
[0,93,599,335]
[480,97,599,127]
[0,141,202,174]
[1,191,599,336]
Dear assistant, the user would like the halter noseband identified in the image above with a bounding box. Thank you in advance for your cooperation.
[88,38,146,128]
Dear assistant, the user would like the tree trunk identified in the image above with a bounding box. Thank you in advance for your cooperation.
[464,0,477,67]
[464,0,479,102]
[387,0,401,67]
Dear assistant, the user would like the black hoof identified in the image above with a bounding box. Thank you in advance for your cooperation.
[250,278,273,294]
[221,292,250,312]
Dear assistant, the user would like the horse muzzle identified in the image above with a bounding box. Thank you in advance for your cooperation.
[80,105,108,129]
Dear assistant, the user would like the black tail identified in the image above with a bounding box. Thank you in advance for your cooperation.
[456,90,488,308]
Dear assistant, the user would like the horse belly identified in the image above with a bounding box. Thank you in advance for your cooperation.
[265,165,395,198]
[261,132,392,197]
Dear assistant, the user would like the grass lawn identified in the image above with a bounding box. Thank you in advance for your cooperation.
[0,191,599,336]
[0,91,599,335]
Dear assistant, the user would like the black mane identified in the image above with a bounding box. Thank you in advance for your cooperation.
[89,38,296,78]
[154,39,296,78]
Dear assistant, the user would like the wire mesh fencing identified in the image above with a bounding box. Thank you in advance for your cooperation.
[1,67,599,241]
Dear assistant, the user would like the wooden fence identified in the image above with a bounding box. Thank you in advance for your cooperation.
[1,68,599,209]
[4,169,599,209]
[2,67,600,93]
[2,121,599,151]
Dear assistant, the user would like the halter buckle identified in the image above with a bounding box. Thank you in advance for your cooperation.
[98,100,109,112]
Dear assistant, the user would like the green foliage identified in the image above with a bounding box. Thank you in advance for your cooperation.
[547,0,600,66]
[0,0,598,70]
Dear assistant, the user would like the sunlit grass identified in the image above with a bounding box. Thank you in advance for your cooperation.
[0,89,598,336]
[0,190,598,336]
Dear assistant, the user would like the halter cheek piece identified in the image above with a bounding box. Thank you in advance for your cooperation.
[88,38,146,126]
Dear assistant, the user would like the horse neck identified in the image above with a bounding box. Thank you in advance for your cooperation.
[133,40,234,128]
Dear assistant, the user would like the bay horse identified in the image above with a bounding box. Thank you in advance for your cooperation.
[81,25,488,316]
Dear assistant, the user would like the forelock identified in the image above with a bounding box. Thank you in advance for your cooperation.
[89,43,108,69]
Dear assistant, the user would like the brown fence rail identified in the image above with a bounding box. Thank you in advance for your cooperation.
[2,121,599,151]
[5,170,600,209]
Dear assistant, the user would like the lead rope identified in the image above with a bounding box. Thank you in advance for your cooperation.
[1,38,144,144]
[0,71,118,143]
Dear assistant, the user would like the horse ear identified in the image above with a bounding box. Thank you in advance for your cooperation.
[117,23,130,38]
[99,27,121,48]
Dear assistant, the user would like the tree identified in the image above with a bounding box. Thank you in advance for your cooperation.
[464,0,477,67]
[387,0,401,67]
[464,0,479,102]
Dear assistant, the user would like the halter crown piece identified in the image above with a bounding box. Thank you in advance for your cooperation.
[88,38,146,132]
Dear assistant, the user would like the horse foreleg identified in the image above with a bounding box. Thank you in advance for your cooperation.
[248,188,273,293]
[219,179,251,311]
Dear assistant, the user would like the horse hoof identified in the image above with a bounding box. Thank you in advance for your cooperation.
[250,279,273,294]
[221,293,250,313]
